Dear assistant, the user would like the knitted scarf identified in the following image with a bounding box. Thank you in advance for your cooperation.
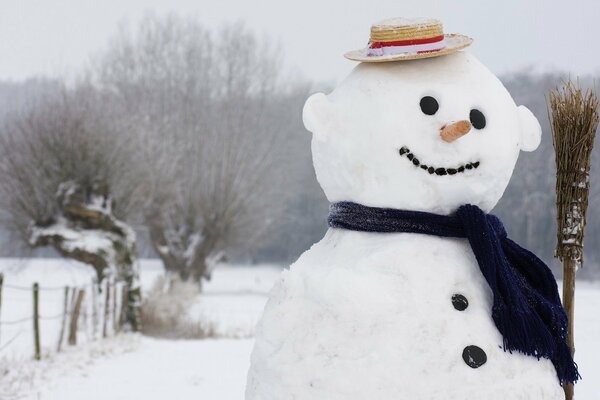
[327,201,579,385]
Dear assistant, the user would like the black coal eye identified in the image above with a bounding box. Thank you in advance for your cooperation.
[420,96,439,115]
[470,109,486,129]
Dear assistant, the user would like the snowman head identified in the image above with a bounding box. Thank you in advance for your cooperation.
[303,52,541,214]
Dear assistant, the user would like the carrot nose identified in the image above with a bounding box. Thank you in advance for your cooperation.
[440,120,472,143]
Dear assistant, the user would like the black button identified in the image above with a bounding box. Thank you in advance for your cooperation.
[462,345,487,368]
[451,294,469,311]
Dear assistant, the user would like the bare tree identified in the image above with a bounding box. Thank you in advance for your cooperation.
[96,14,304,285]
[0,84,143,329]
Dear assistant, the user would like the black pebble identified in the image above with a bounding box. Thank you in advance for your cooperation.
[428,167,435,174]
[470,109,486,129]
[447,168,457,175]
[462,345,487,368]
[421,165,428,170]
[399,147,409,155]
[457,166,465,172]
[412,158,420,166]
[407,153,414,161]
[472,161,480,168]
[435,168,447,176]
[465,163,473,170]
[451,294,469,311]
[420,96,439,115]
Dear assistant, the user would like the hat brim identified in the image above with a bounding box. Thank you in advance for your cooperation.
[344,34,473,63]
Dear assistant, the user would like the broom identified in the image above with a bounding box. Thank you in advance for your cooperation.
[548,81,599,400]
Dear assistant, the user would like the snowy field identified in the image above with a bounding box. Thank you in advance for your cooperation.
[0,258,599,399]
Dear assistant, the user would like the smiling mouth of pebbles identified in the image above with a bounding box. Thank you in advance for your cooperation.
[398,146,480,176]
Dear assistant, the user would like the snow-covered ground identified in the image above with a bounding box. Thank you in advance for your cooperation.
[1,334,254,400]
[0,258,599,399]
[0,258,281,399]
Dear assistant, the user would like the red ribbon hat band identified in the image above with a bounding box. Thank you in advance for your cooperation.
[368,34,446,56]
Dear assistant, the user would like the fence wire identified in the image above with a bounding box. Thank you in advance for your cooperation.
[0,316,33,325]
[3,284,62,291]
[2,283,93,291]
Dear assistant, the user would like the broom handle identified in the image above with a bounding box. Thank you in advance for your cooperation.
[562,258,576,400]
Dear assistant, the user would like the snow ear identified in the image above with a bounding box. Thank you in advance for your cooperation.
[517,105,542,152]
[303,92,338,141]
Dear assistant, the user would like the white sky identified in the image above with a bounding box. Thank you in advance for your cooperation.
[1,0,599,84]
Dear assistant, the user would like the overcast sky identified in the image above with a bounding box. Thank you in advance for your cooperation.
[1,0,599,84]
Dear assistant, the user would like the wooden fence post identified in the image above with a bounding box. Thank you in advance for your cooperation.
[68,289,85,346]
[33,282,41,360]
[102,279,110,338]
[119,285,128,330]
[57,286,69,352]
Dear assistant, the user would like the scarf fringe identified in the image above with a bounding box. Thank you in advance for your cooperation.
[554,341,581,385]
[493,305,579,384]
[492,305,556,358]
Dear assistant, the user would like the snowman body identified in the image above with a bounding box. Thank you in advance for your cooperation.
[246,52,564,399]
[246,230,563,399]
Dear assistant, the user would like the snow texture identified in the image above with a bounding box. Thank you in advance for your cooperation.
[2,334,254,400]
[246,52,559,400]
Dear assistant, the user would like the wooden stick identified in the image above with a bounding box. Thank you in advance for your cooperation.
[33,283,41,360]
[563,258,576,400]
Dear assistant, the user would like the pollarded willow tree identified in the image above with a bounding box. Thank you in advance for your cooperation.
[0,84,143,329]
[96,14,308,285]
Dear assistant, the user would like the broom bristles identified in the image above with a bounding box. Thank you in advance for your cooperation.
[549,81,599,263]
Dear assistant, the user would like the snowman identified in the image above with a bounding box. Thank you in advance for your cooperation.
[246,18,577,400]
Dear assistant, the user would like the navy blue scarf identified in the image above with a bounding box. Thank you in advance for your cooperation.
[328,201,579,385]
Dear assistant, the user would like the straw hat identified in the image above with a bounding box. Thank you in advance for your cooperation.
[345,17,473,62]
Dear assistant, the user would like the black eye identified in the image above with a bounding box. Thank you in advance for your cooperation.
[420,96,439,115]
[470,109,486,129]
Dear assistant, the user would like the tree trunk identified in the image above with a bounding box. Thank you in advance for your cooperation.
[145,216,223,287]
[147,217,180,274]
[29,181,141,331]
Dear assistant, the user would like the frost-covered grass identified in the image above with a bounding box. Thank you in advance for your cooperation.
[0,333,140,399]
[140,259,282,338]
[0,258,599,399]
[3,334,253,400]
